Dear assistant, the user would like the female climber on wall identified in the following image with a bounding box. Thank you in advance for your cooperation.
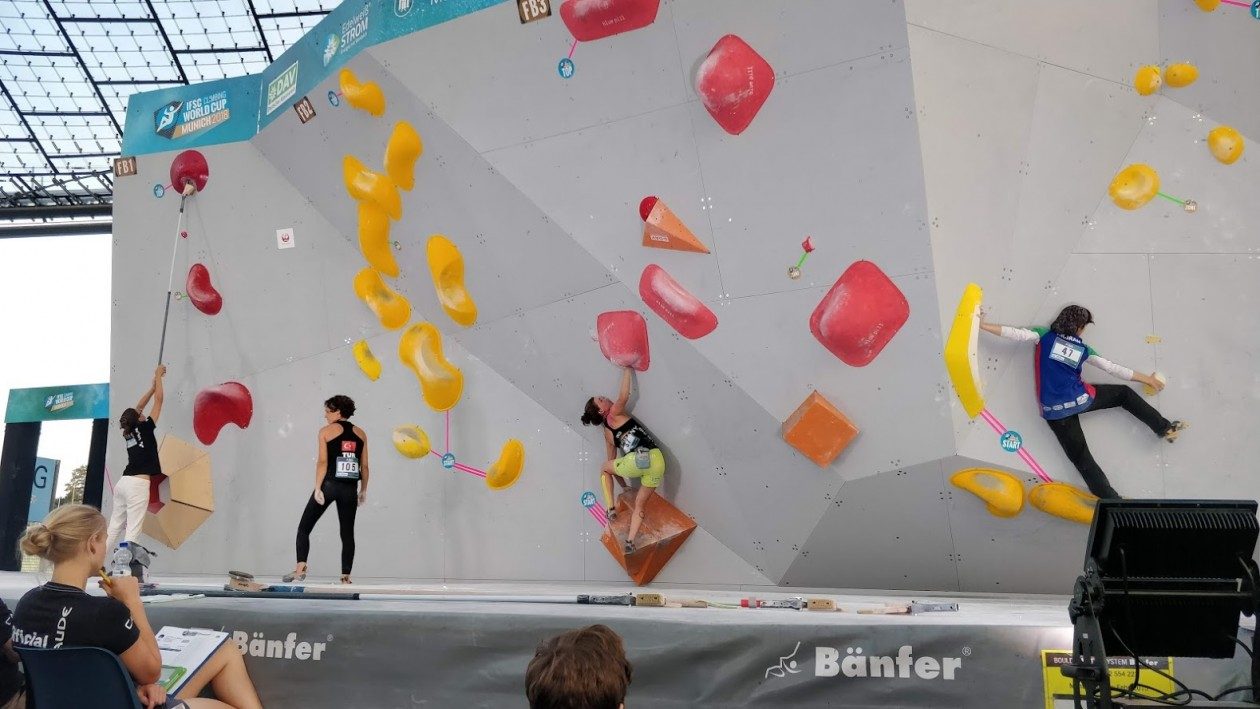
[108,365,166,552]
[979,304,1186,499]
[284,395,369,584]
[581,367,666,554]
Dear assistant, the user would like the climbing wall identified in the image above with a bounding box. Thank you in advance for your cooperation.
[109,0,1260,593]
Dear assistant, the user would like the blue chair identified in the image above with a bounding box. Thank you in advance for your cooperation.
[16,646,143,709]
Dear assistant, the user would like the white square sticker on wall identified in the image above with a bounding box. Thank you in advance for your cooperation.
[276,227,295,249]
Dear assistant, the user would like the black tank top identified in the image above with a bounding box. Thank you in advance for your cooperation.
[326,421,364,482]
[605,416,657,456]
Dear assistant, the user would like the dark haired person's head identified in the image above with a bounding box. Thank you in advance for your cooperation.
[1051,305,1094,337]
[526,624,631,709]
[119,408,141,437]
[324,395,356,423]
[581,397,613,427]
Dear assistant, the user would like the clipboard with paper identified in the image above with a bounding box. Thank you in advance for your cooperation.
[154,626,229,694]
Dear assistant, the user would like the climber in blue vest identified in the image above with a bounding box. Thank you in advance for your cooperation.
[980,304,1186,499]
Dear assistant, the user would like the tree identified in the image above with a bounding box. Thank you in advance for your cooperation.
[53,464,87,507]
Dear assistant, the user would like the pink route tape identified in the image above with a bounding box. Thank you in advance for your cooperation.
[979,408,1052,483]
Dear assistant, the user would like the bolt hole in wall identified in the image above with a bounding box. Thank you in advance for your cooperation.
[0,234,112,569]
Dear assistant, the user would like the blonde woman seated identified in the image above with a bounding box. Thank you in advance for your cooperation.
[11,505,263,709]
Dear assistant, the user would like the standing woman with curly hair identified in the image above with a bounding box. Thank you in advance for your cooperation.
[980,304,1186,499]
[284,395,369,584]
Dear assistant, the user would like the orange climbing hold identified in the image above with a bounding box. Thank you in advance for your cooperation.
[426,235,477,327]
[950,468,1025,518]
[399,322,464,412]
[1108,164,1159,210]
[1133,66,1162,96]
[1208,126,1245,165]
[339,68,386,116]
[1195,0,1221,10]
[780,390,859,468]
[385,121,423,191]
[1164,63,1198,88]
[486,439,525,490]
[640,196,709,254]
[357,203,398,278]
[343,155,402,221]
[601,490,696,586]
[353,267,412,330]
[1029,482,1097,525]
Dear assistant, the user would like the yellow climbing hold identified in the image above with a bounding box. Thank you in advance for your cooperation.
[949,468,1024,518]
[399,322,464,412]
[392,425,432,459]
[354,267,412,330]
[1208,125,1245,165]
[343,155,402,221]
[1164,63,1198,88]
[1133,65,1162,96]
[944,283,985,419]
[1028,482,1097,525]
[339,68,386,116]
[1195,0,1221,10]
[1108,164,1159,210]
[358,203,398,278]
[352,340,382,381]
[1143,371,1166,397]
[385,122,423,192]
[427,235,478,327]
[486,439,525,490]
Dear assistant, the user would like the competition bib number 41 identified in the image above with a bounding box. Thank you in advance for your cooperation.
[1049,337,1085,366]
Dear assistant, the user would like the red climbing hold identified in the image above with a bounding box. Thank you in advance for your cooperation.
[695,35,775,136]
[185,263,222,316]
[559,0,660,42]
[809,260,909,367]
[639,264,717,340]
[169,150,210,193]
[193,382,253,445]
[597,310,650,371]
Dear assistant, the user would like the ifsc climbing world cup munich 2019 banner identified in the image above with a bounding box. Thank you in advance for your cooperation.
[121,0,507,157]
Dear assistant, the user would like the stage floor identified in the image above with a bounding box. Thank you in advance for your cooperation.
[1,572,1252,707]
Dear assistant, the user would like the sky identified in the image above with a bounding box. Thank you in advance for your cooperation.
[0,234,111,497]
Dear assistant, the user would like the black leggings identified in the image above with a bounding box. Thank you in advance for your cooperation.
[1045,384,1171,499]
[295,481,358,574]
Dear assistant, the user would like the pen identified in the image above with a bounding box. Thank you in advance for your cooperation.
[99,567,112,588]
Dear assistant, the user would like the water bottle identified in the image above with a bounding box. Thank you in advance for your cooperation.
[110,543,132,578]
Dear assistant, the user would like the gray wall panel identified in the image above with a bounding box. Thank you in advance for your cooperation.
[1159,0,1260,140]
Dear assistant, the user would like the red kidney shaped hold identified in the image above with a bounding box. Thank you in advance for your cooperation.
[695,35,775,136]
[186,263,222,315]
[169,150,210,193]
[638,265,717,339]
[809,261,909,367]
[597,310,650,371]
[193,382,253,445]
[559,0,660,41]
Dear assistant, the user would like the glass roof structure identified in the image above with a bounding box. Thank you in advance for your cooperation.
[0,0,341,232]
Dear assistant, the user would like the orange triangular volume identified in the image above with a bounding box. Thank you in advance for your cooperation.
[642,200,710,254]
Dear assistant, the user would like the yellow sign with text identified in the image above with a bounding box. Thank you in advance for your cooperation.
[1042,650,1176,708]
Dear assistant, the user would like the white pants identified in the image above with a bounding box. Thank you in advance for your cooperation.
[107,476,150,550]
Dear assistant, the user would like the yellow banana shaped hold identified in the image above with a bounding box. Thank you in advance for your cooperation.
[426,235,478,327]
[354,267,412,330]
[399,322,464,412]
[385,121,423,192]
[486,439,525,490]
[339,68,386,116]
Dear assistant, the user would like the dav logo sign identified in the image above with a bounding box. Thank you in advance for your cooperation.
[766,643,964,682]
[44,392,74,413]
[266,61,300,115]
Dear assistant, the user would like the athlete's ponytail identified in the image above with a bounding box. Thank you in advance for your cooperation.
[119,408,141,438]
[581,398,604,427]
